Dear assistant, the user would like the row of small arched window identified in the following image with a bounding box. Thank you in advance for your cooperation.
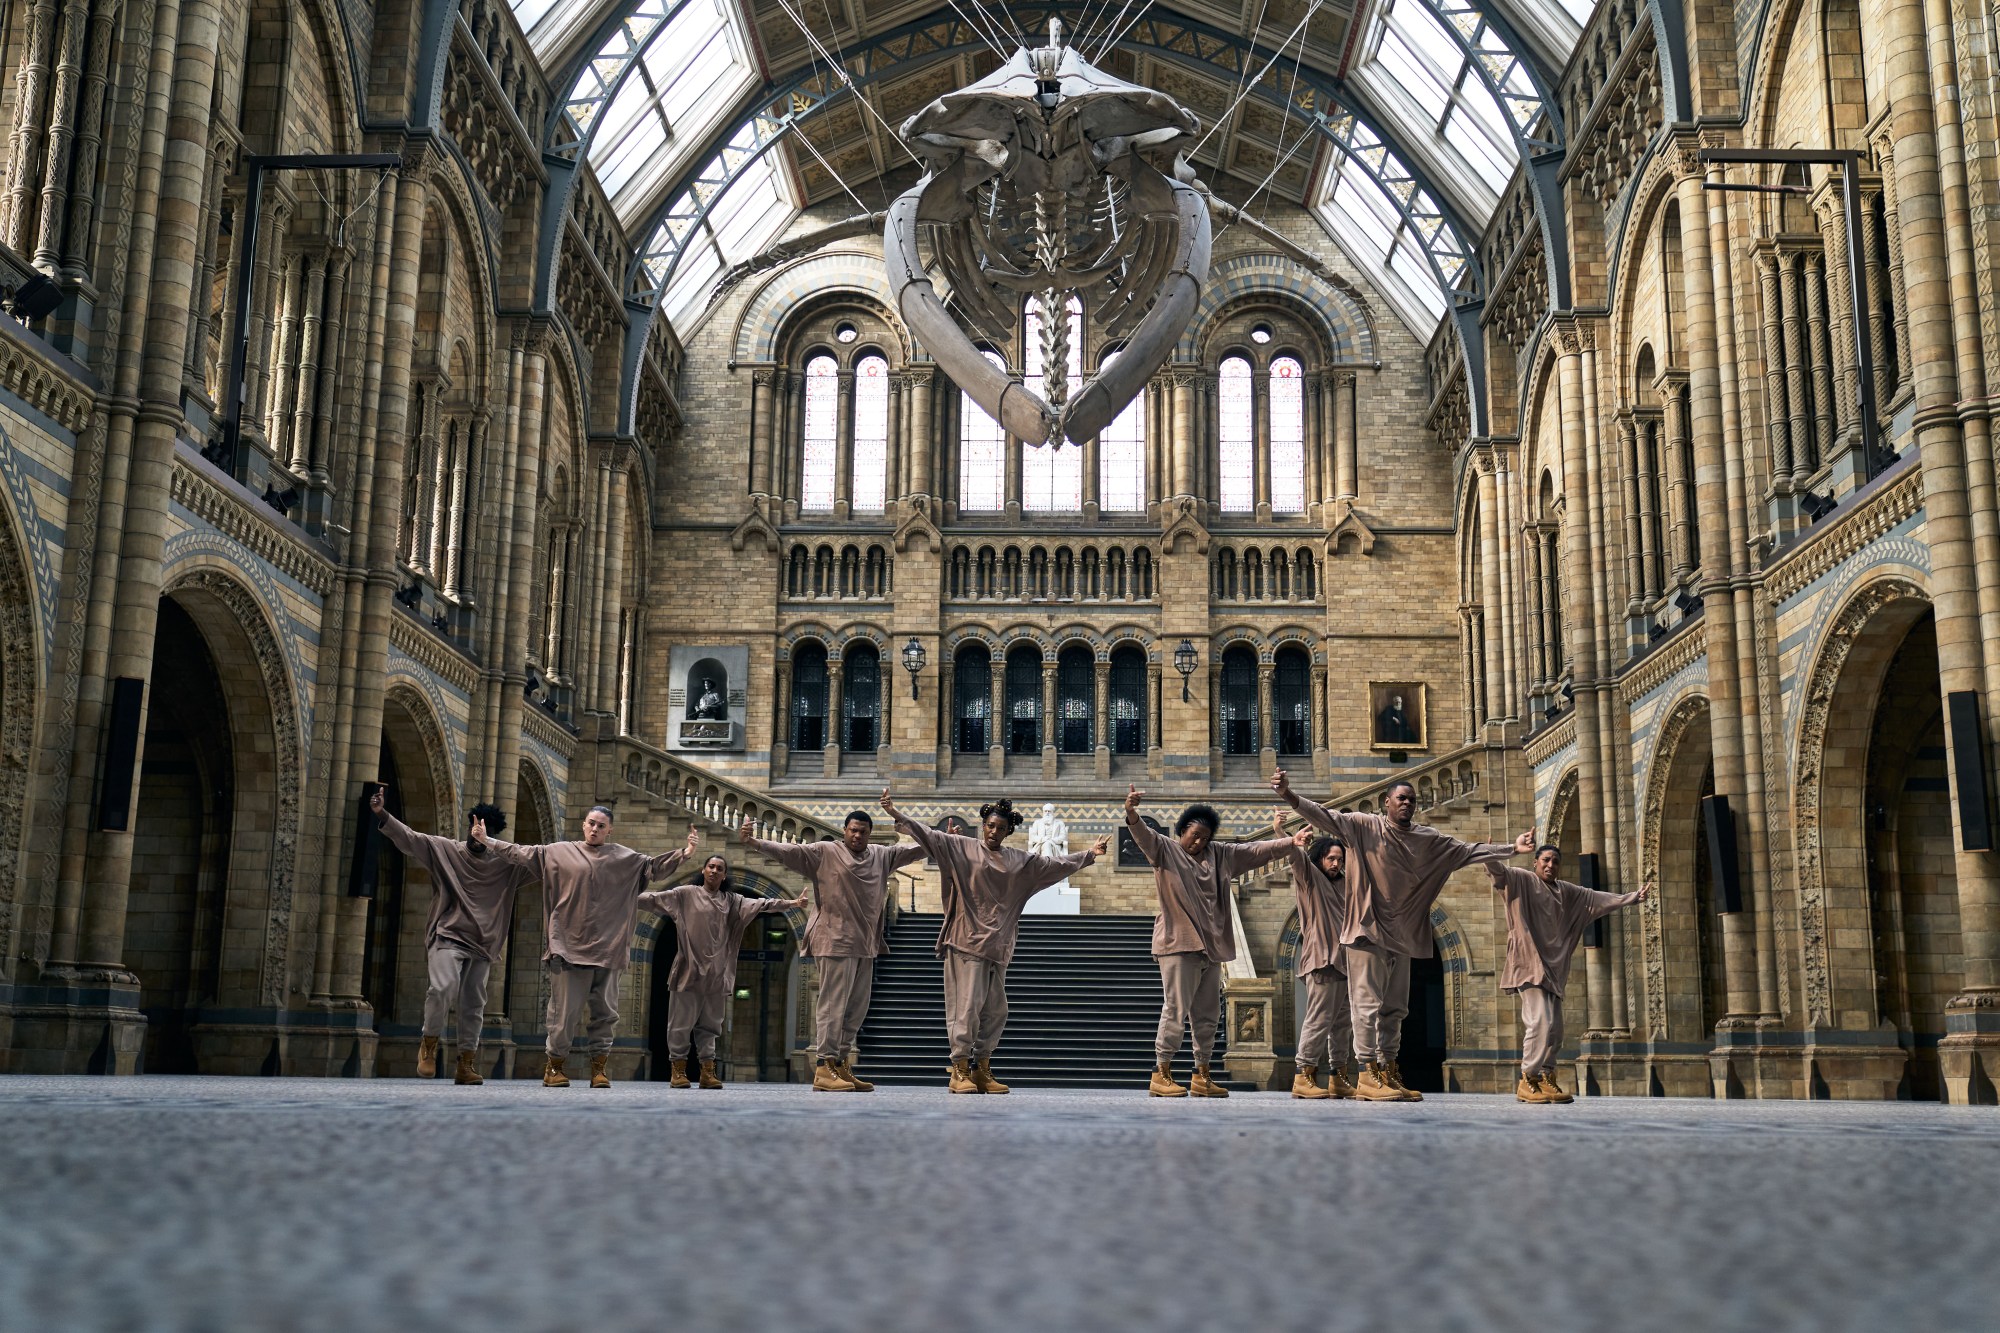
[946,545,1155,602]
[1212,547,1319,601]
[785,543,892,600]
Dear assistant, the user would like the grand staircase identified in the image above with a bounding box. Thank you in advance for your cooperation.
[854,912,1232,1088]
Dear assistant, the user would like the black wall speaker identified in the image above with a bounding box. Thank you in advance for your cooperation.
[1578,852,1605,949]
[1947,691,1993,852]
[96,677,145,830]
[1702,793,1743,914]
[346,781,382,898]
[10,273,62,321]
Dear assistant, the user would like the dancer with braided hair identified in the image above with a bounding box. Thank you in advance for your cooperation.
[880,789,1108,1092]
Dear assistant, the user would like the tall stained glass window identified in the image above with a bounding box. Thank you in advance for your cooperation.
[800,355,837,512]
[1218,356,1254,513]
[1099,348,1146,512]
[1023,295,1083,512]
[852,354,889,512]
[1271,357,1306,514]
[955,644,991,753]
[959,349,1006,512]
[1109,645,1146,754]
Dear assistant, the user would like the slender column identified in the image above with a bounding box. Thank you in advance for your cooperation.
[442,416,475,599]
[989,657,1005,773]
[1083,421,1101,514]
[1661,380,1693,581]
[1780,251,1814,476]
[1253,368,1271,518]
[1171,372,1194,497]
[32,0,90,269]
[1757,253,1792,486]
[1864,191,1897,411]
[265,256,302,470]
[834,368,854,516]
[1617,418,1643,609]
[1638,420,1662,599]
[307,250,348,486]
[57,0,116,281]
[750,368,776,497]
[1337,373,1358,501]
[1522,531,1545,689]
[910,368,934,497]
[472,325,534,807]
[596,460,630,715]
[1476,451,1503,725]
[885,369,904,502]
[582,454,613,707]
[288,255,327,475]
[242,197,291,443]
[1805,252,1837,476]
[1814,192,1859,446]
[5,0,58,250]
[184,132,232,383]
[1496,447,1524,713]
[1093,659,1110,755]
[1879,146,1913,393]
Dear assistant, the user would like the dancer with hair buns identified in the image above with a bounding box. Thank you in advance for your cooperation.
[638,852,803,1090]
[1272,768,1533,1102]
[1124,786,1296,1098]
[880,790,1107,1092]
[1488,845,1649,1103]
[1276,811,1355,1100]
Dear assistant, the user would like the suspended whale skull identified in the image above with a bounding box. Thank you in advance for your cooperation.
[884,20,1211,449]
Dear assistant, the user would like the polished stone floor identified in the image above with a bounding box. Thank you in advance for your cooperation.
[2,1076,1995,1332]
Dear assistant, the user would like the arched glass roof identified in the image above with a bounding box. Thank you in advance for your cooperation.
[514,0,1594,340]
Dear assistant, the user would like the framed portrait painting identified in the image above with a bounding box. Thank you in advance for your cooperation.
[1369,682,1427,751]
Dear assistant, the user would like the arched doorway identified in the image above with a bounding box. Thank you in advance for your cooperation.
[124,597,233,1073]
[1640,695,1725,1096]
[0,494,35,971]
[643,870,800,1082]
[501,761,554,1077]
[363,689,453,1074]
[1399,949,1448,1093]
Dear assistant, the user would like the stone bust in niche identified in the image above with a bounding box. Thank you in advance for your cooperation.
[693,677,727,720]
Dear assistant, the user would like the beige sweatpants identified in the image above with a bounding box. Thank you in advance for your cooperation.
[666,988,730,1061]
[422,946,492,1050]
[544,958,620,1058]
[1155,952,1221,1066]
[813,956,874,1061]
[1296,962,1352,1073]
[942,950,1009,1062]
[1344,940,1411,1065]
[1517,984,1563,1077]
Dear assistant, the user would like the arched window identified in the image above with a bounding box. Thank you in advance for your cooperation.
[1219,644,1258,754]
[842,643,880,752]
[1057,644,1094,753]
[1134,548,1153,599]
[1271,357,1306,514]
[1218,356,1254,513]
[1274,645,1310,755]
[801,354,837,512]
[1099,347,1146,512]
[960,349,1007,512]
[1024,295,1084,512]
[1109,645,1146,754]
[955,644,991,753]
[791,642,828,750]
[852,354,890,512]
[1005,645,1042,753]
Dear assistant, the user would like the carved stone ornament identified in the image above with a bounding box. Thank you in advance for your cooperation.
[884,19,1211,448]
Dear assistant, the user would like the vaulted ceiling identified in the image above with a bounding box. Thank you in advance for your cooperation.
[513,0,1593,337]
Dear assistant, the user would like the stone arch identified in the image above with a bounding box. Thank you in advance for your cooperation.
[369,681,460,1066]
[735,253,910,363]
[0,483,37,972]
[1638,689,1721,1066]
[156,567,305,1012]
[1176,252,1376,362]
[1791,575,1935,1033]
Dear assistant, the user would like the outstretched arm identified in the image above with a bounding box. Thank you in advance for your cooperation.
[1121,785,1167,865]
[882,789,948,857]
[1268,768,1349,836]
[368,788,448,874]
[643,829,698,882]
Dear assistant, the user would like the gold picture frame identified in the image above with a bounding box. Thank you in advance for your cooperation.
[1368,682,1427,752]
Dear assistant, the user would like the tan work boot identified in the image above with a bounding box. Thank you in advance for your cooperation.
[838,1059,875,1092]
[542,1053,570,1087]
[589,1054,611,1089]
[812,1058,856,1091]
[1291,1065,1330,1099]
[453,1050,482,1085]
[1539,1068,1574,1103]
[669,1059,691,1089]
[1190,1064,1230,1097]
[1386,1061,1424,1102]
[1149,1062,1188,1097]
[1516,1073,1553,1103]
[1327,1064,1357,1099]
[1353,1063,1402,1101]
[698,1060,723,1090]
[417,1036,440,1079]
[947,1057,980,1093]
[972,1058,1010,1094]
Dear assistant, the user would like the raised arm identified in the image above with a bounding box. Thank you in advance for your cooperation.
[643,828,699,882]
[1122,785,1168,865]
[1215,835,1296,879]
[1582,883,1649,920]
[1269,768,1353,837]
[882,789,951,858]
[1011,839,1105,900]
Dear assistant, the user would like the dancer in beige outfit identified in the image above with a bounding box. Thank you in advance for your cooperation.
[1124,786,1295,1098]
[881,791,1106,1092]
[478,805,697,1088]
[1273,769,1533,1101]
[740,810,926,1091]
[1278,814,1355,1100]
[1489,846,1649,1103]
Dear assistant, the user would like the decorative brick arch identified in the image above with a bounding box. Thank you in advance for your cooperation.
[1638,689,1712,1042]
[160,567,305,1006]
[1273,899,1473,1058]
[383,679,461,836]
[1176,252,1377,362]
[0,487,36,966]
[1791,575,1932,1028]
[734,252,911,363]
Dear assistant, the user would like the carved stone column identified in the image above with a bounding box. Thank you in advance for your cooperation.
[750,368,776,497]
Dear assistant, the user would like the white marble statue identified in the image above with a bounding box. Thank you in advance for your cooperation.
[1024,802,1079,913]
